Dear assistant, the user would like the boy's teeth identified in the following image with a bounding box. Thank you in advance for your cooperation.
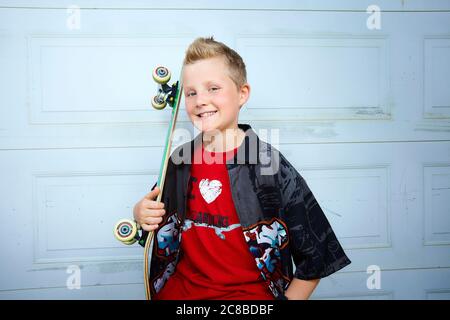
[200,111,216,118]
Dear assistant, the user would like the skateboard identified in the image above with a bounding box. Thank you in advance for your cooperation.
[113,65,183,300]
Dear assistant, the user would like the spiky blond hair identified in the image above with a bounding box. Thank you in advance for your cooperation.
[183,36,247,88]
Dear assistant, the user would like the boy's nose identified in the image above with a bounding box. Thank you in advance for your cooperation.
[195,92,209,107]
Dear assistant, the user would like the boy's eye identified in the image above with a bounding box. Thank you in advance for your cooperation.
[186,91,196,97]
[209,87,220,92]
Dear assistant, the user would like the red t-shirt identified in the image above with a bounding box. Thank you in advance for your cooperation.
[154,143,274,300]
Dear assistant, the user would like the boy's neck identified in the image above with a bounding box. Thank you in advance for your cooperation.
[202,127,246,153]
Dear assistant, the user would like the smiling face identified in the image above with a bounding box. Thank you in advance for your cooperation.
[182,56,250,134]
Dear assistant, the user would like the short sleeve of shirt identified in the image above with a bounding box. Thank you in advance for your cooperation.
[278,153,351,280]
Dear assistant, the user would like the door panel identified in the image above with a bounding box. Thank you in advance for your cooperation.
[0,0,449,299]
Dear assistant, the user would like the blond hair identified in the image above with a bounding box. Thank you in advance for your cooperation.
[183,36,247,88]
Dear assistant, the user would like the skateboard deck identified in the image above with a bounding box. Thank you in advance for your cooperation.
[114,66,183,300]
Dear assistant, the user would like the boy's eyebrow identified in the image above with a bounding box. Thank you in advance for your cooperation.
[205,80,221,86]
[183,80,224,92]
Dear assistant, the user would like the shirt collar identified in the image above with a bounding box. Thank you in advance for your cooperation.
[184,123,260,166]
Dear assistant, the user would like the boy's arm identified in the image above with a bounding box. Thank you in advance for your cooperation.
[284,278,320,300]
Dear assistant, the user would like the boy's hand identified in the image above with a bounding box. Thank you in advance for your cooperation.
[133,187,166,232]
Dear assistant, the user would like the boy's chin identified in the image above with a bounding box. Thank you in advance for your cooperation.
[192,119,221,133]
[199,126,220,134]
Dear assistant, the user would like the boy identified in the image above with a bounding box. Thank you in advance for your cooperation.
[133,37,351,300]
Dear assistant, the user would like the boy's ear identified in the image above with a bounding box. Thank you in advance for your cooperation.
[239,83,251,107]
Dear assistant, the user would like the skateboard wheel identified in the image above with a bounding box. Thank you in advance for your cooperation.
[152,95,167,110]
[152,66,171,84]
[114,219,138,243]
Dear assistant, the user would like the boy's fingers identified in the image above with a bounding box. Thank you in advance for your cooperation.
[144,216,163,225]
[141,224,159,232]
[142,199,165,210]
[138,187,165,232]
[143,208,165,217]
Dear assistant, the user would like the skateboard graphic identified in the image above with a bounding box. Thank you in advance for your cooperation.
[113,66,183,300]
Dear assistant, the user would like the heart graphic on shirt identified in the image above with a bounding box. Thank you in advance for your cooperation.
[199,179,222,204]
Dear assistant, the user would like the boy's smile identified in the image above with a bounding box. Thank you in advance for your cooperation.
[182,56,250,137]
